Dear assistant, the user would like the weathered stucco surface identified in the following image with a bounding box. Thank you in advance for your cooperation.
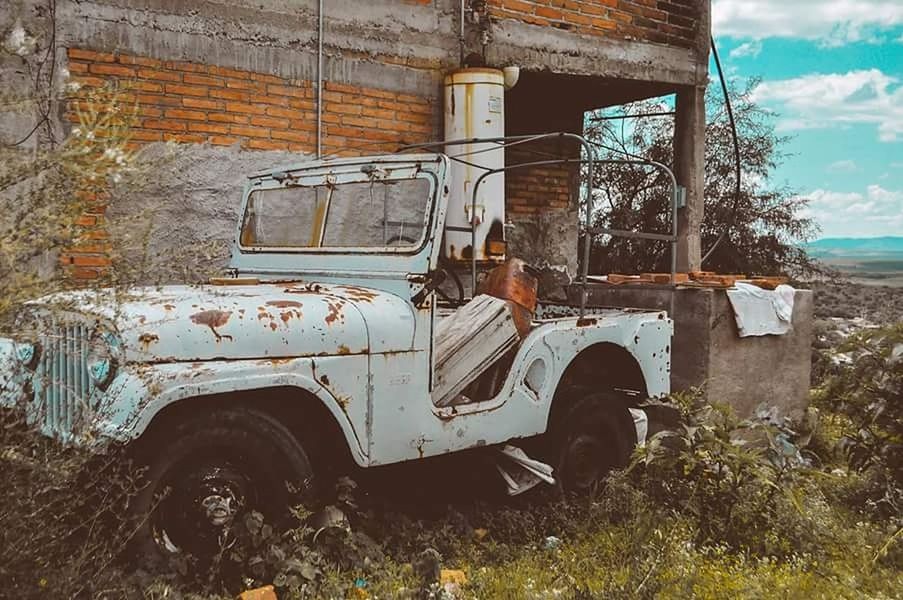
[106,143,310,282]
[579,285,814,418]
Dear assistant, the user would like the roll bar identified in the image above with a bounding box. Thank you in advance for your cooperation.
[399,133,680,320]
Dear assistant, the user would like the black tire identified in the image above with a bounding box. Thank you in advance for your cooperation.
[550,391,637,494]
[129,407,315,567]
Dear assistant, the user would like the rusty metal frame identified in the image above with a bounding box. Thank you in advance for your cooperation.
[401,134,680,320]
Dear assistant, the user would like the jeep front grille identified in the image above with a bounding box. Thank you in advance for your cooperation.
[31,322,96,440]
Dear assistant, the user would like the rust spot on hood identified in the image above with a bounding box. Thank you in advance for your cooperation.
[190,309,234,342]
[284,282,323,294]
[267,300,303,308]
[325,300,345,325]
[163,304,175,311]
[335,285,379,303]
[337,344,351,355]
[138,332,159,350]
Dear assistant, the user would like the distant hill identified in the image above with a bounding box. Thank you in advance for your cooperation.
[806,237,903,258]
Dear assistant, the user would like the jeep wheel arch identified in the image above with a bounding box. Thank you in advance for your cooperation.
[132,384,365,470]
[548,342,648,431]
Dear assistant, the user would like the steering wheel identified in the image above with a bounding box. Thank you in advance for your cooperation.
[386,235,465,305]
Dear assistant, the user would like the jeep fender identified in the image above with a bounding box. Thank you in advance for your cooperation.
[93,357,368,466]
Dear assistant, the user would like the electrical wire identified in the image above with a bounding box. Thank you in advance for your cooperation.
[701,34,742,265]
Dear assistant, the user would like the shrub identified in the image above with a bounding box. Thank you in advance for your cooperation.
[0,408,144,599]
[814,324,903,519]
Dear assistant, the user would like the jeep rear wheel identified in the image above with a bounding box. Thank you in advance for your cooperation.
[130,407,315,566]
[552,392,637,494]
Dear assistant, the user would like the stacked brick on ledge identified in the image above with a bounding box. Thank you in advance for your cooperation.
[63,48,438,279]
[487,0,700,49]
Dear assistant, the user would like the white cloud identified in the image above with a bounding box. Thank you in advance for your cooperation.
[827,160,859,173]
[713,0,903,45]
[751,70,903,142]
[798,185,903,237]
[729,40,762,58]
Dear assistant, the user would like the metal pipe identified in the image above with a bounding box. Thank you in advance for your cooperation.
[316,0,324,159]
[459,0,466,66]
[461,133,595,317]
[402,134,680,320]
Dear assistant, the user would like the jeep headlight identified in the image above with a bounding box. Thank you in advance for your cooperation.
[14,340,41,371]
[87,329,118,390]
[12,314,42,371]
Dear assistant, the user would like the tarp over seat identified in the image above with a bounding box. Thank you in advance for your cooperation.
[432,294,520,407]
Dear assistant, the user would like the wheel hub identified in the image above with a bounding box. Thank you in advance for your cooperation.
[565,434,604,490]
[153,462,253,557]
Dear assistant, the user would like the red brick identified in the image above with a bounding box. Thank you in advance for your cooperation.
[137,68,181,82]
[71,255,111,267]
[271,129,313,143]
[165,108,207,121]
[229,124,271,138]
[142,119,188,132]
[188,122,231,134]
[184,73,224,87]
[119,54,162,68]
[243,138,290,151]
[209,135,240,146]
[165,60,207,73]
[209,65,251,80]
[165,83,209,97]
[250,115,290,128]
[164,133,207,143]
[210,88,251,102]
[226,102,267,115]
[182,97,224,110]
[89,63,136,77]
[68,48,115,62]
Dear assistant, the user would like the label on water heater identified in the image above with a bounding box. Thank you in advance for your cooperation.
[488,96,502,113]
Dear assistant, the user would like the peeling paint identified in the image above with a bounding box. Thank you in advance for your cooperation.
[138,332,160,350]
[190,309,234,342]
[266,300,303,308]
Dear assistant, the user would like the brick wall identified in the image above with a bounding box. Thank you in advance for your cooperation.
[62,48,438,278]
[487,0,701,49]
[66,48,435,155]
[505,142,576,216]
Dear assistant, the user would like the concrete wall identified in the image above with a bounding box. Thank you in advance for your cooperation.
[578,285,814,417]
[1,0,710,283]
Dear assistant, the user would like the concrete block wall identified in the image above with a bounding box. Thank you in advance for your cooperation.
[578,285,814,417]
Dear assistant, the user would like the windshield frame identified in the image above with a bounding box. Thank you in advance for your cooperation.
[236,161,439,256]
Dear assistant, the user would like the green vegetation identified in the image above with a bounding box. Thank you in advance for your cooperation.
[3,323,902,599]
[585,80,819,277]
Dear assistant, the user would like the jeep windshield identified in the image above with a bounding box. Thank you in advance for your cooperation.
[239,170,432,252]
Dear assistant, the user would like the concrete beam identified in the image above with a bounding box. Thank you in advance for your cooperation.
[55,0,453,98]
[487,19,707,87]
[674,84,706,272]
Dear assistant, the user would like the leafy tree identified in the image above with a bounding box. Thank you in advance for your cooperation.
[584,80,819,276]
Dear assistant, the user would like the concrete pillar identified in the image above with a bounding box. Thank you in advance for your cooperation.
[674,85,706,272]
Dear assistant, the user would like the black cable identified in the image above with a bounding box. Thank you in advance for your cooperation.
[701,34,742,265]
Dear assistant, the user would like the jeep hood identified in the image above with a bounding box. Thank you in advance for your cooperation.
[34,282,416,363]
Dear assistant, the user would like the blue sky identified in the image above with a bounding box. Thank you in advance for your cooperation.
[712,0,903,239]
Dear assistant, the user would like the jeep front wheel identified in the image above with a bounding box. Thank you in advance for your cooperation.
[130,407,315,565]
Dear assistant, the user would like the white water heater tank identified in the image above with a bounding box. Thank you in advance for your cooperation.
[443,68,506,263]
